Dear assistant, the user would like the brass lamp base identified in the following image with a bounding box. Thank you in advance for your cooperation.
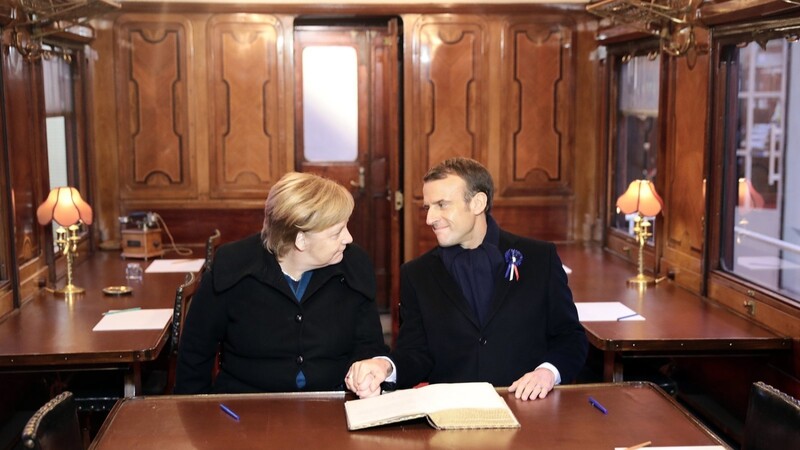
[627,274,657,287]
[54,284,85,296]
[53,224,85,297]
[626,214,657,289]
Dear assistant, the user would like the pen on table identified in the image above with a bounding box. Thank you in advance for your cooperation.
[588,396,608,414]
[219,403,240,421]
[103,307,142,316]
[624,440,652,450]
[616,313,639,321]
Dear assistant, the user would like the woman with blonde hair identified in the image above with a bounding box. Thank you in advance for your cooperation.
[176,172,388,393]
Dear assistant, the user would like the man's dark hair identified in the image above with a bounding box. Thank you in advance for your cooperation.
[423,157,494,213]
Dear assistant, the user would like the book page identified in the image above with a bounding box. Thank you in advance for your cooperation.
[427,407,519,430]
[345,387,427,429]
[413,382,510,411]
[344,382,519,430]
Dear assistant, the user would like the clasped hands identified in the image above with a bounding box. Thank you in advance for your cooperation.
[344,358,555,401]
[344,358,392,398]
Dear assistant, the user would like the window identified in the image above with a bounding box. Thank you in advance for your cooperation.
[608,47,662,242]
[43,52,78,189]
[301,46,359,162]
[42,50,91,245]
[717,28,800,303]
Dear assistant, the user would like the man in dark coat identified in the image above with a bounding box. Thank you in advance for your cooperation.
[345,158,587,401]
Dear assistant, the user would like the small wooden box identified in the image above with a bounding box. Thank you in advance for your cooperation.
[121,228,164,259]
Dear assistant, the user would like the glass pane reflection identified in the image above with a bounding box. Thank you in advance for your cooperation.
[725,38,800,302]
[612,53,661,239]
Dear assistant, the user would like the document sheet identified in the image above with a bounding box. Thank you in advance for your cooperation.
[93,308,173,331]
[575,302,645,322]
[145,258,205,273]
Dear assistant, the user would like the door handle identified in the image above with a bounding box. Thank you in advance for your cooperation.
[350,166,365,190]
[393,190,404,211]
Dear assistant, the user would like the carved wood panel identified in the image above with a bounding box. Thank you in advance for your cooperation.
[409,15,488,199]
[661,49,710,293]
[115,15,194,199]
[207,14,285,199]
[500,18,574,196]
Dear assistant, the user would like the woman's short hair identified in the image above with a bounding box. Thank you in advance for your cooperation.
[261,172,354,257]
[423,157,494,213]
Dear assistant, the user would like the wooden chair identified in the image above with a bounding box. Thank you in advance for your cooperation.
[21,391,83,450]
[166,272,200,392]
[742,381,800,450]
[204,229,221,271]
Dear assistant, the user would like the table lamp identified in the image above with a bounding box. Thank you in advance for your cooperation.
[616,180,663,287]
[36,187,93,295]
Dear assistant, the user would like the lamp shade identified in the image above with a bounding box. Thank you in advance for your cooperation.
[616,180,664,217]
[738,178,764,209]
[37,187,93,226]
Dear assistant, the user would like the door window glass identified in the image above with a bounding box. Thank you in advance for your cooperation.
[301,46,358,162]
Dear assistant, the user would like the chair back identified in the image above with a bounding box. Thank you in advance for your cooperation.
[204,229,222,271]
[170,272,200,355]
[166,272,201,393]
[742,381,800,450]
[21,391,83,450]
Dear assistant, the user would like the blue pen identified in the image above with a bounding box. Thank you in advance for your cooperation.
[616,313,639,321]
[219,403,240,421]
[103,307,142,316]
[588,396,608,414]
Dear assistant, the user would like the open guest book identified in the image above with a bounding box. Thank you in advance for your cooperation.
[344,382,520,431]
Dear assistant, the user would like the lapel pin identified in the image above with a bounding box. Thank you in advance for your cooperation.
[504,249,523,281]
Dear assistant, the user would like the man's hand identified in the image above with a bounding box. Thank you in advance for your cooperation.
[508,367,556,400]
[345,358,393,398]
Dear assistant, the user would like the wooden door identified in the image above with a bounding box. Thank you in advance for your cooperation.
[294,20,401,314]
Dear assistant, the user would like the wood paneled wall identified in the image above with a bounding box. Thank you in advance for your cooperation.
[403,12,594,258]
[206,14,287,200]
[92,11,294,246]
[89,5,598,258]
[115,15,194,200]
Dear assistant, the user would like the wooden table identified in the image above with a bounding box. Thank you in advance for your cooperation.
[0,251,196,396]
[88,382,728,449]
[559,244,791,382]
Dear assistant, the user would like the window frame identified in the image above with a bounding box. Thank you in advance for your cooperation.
[707,16,800,315]
[0,81,15,316]
[41,43,95,275]
[602,39,666,274]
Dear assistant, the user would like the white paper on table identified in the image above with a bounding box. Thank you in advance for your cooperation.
[614,447,726,450]
[574,302,645,322]
[145,258,205,273]
[92,308,173,331]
